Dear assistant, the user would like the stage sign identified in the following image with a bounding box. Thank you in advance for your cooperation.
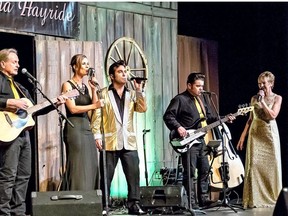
[0,2,79,38]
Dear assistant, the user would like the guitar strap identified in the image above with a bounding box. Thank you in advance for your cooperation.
[14,81,28,99]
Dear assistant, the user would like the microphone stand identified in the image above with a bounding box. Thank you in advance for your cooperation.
[95,85,109,216]
[57,112,67,190]
[29,80,74,191]
[89,76,109,214]
[30,80,74,128]
[142,129,150,186]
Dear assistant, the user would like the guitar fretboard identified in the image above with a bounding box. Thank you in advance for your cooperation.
[27,98,58,115]
[195,112,240,134]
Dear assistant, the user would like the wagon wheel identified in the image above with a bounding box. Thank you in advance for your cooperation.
[105,37,148,90]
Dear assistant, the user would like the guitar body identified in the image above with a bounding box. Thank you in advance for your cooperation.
[0,89,79,143]
[169,106,253,154]
[169,129,203,153]
[209,124,245,189]
[210,152,245,189]
[0,99,35,143]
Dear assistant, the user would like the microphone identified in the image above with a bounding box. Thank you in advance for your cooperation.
[21,68,38,83]
[201,90,215,95]
[87,68,99,87]
[257,88,264,102]
[88,67,95,78]
[142,129,151,133]
[129,77,147,84]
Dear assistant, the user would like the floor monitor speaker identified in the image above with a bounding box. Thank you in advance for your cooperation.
[273,187,288,216]
[31,190,102,216]
[140,185,188,209]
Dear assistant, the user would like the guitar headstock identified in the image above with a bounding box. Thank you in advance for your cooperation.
[237,104,254,116]
[63,89,80,100]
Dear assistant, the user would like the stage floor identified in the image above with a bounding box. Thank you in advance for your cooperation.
[109,206,274,216]
[201,206,274,215]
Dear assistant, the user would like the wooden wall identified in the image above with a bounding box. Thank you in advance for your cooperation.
[77,2,178,195]
[34,2,178,196]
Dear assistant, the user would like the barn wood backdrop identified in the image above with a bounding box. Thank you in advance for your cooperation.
[0,2,219,198]
[36,2,179,198]
[36,2,220,197]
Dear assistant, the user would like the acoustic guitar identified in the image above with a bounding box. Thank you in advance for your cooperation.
[0,89,79,143]
[169,106,254,154]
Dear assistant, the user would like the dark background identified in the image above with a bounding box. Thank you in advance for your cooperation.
[178,2,288,198]
[0,33,37,213]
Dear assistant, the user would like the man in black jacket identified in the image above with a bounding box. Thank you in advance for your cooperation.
[0,48,66,216]
[163,73,234,209]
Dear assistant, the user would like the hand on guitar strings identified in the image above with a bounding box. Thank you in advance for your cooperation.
[7,98,29,111]
[177,126,187,137]
[226,113,236,123]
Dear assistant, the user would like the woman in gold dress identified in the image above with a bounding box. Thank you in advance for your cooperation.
[237,71,282,209]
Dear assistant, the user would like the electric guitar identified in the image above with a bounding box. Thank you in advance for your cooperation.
[169,106,254,153]
[0,89,79,143]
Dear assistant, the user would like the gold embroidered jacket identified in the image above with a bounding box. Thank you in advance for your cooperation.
[91,87,147,151]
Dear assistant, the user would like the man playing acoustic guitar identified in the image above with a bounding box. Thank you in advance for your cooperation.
[163,72,235,210]
[0,48,67,216]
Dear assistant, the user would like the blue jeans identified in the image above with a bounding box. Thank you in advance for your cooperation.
[0,132,31,216]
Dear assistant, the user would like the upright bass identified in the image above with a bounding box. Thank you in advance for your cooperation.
[208,123,245,189]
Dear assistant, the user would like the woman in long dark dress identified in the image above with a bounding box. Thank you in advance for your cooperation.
[61,54,103,190]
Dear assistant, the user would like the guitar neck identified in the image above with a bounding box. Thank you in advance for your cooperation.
[196,112,239,133]
[27,97,58,114]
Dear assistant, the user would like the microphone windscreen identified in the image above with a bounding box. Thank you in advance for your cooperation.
[88,68,95,78]
[21,68,28,74]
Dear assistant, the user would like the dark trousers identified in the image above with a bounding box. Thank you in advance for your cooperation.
[0,133,31,216]
[100,149,140,207]
[182,140,209,204]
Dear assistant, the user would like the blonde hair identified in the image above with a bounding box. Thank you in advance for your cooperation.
[0,48,17,65]
[258,71,275,88]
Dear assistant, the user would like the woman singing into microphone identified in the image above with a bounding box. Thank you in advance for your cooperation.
[61,54,104,190]
[237,71,282,209]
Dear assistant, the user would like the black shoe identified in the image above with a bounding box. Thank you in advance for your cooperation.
[200,199,215,207]
[128,202,146,215]
[192,203,200,209]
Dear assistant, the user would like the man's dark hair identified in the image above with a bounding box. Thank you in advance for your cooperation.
[108,60,126,76]
[187,72,205,84]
